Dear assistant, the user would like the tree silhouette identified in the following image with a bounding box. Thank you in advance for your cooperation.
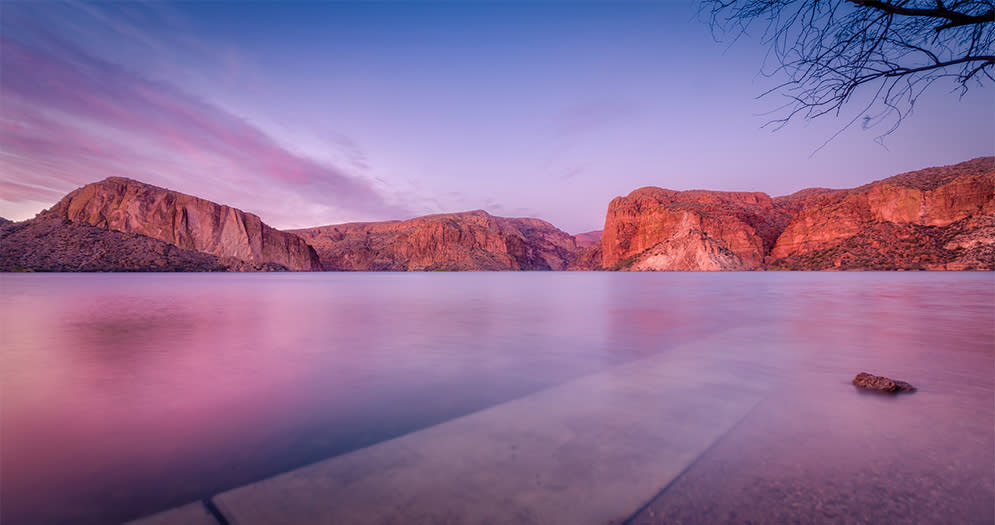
[703,0,994,140]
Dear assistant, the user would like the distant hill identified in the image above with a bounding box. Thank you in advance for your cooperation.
[292,210,578,271]
[573,230,602,249]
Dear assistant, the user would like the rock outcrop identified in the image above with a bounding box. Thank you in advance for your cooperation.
[600,188,789,271]
[4,158,990,273]
[567,243,603,271]
[768,157,994,270]
[292,210,578,271]
[594,158,993,271]
[0,217,292,272]
[573,230,603,249]
[43,178,322,271]
[0,217,228,272]
[852,372,916,393]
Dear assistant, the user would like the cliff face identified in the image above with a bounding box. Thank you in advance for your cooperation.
[596,157,993,271]
[600,188,789,271]
[768,157,994,270]
[0,217,229,272]
[573,230,603,249]
[292,210,578,271]
[44,178,321,271]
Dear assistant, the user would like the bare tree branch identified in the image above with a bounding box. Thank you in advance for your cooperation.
[702,0,994,143]
[851,0,994,30]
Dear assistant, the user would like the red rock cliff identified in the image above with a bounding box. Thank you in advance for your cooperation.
[44,178,322,271]
[600,188,789,270]
[769,157,994,270]
[292,210,578,271]
[595,157,993,271]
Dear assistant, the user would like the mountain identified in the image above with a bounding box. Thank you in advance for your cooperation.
[292,210,578,271]
[573,230,602,248]
[43,178,322,271]
[590,157,994,271]
[1,217,229,272]
[599,188,789,271]
[768,157,994,270]
[3,158,990,273]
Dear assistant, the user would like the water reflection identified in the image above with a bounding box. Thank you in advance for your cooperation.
[1,272,992,524]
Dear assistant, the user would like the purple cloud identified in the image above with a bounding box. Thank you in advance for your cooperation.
[0,33,408,226]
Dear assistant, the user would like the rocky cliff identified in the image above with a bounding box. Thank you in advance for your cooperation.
[594,157,994,271]
[768,157,994,270]
[292,210,578,271]
[599,188,789,271]
[43,178,321,271]
[0,217,228,272]
[0,217,293,272]
[5,158,990,273]
[573,230,602,248]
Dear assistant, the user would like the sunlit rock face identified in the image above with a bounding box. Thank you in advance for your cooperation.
[573,230,602,249]
[0,217,230,272]
[600,187,788,271]
[44,177,322,271]
[768,157,995,270]
[567,243,603,271]
[595,158,994,271]
[292,210,578,271]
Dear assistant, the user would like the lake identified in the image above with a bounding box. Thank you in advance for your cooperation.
[1,272,992,524]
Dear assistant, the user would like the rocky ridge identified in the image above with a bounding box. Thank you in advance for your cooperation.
[598,188,789,271]
[292,210,578,271]
[767,157,994,270]
[3,158,991,272]
[0,217,292,272]
[0,217,227,272]
[584,157,994,271]
[43,178,321,271]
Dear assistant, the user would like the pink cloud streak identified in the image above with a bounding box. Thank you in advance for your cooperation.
[0,34,407,224]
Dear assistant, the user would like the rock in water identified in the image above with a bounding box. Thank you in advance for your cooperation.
[852,372,916,393]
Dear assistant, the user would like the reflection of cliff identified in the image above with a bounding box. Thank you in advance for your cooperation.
[292,210,578,271]
[581,157,994,271]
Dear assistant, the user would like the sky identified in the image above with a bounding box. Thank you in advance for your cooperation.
[1,1,992,234]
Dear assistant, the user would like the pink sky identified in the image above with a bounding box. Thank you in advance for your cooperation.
[2,2,991,233]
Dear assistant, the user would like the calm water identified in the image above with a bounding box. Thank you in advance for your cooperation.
[1,272,992,524]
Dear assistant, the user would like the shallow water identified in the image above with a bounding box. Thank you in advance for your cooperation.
[1,272,992,524]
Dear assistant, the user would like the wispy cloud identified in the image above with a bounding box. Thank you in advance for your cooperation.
[0,27,408,227]
[551,99,640,139]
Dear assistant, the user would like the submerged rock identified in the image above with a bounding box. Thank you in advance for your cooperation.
[852,372,916,393]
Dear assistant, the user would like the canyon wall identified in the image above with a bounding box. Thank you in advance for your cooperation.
[592,157,994,271]
[293,210,578,271]
[598,188,789,271]
[43,178,322,271]
[767,157,994,270]
[4,157,991,272]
